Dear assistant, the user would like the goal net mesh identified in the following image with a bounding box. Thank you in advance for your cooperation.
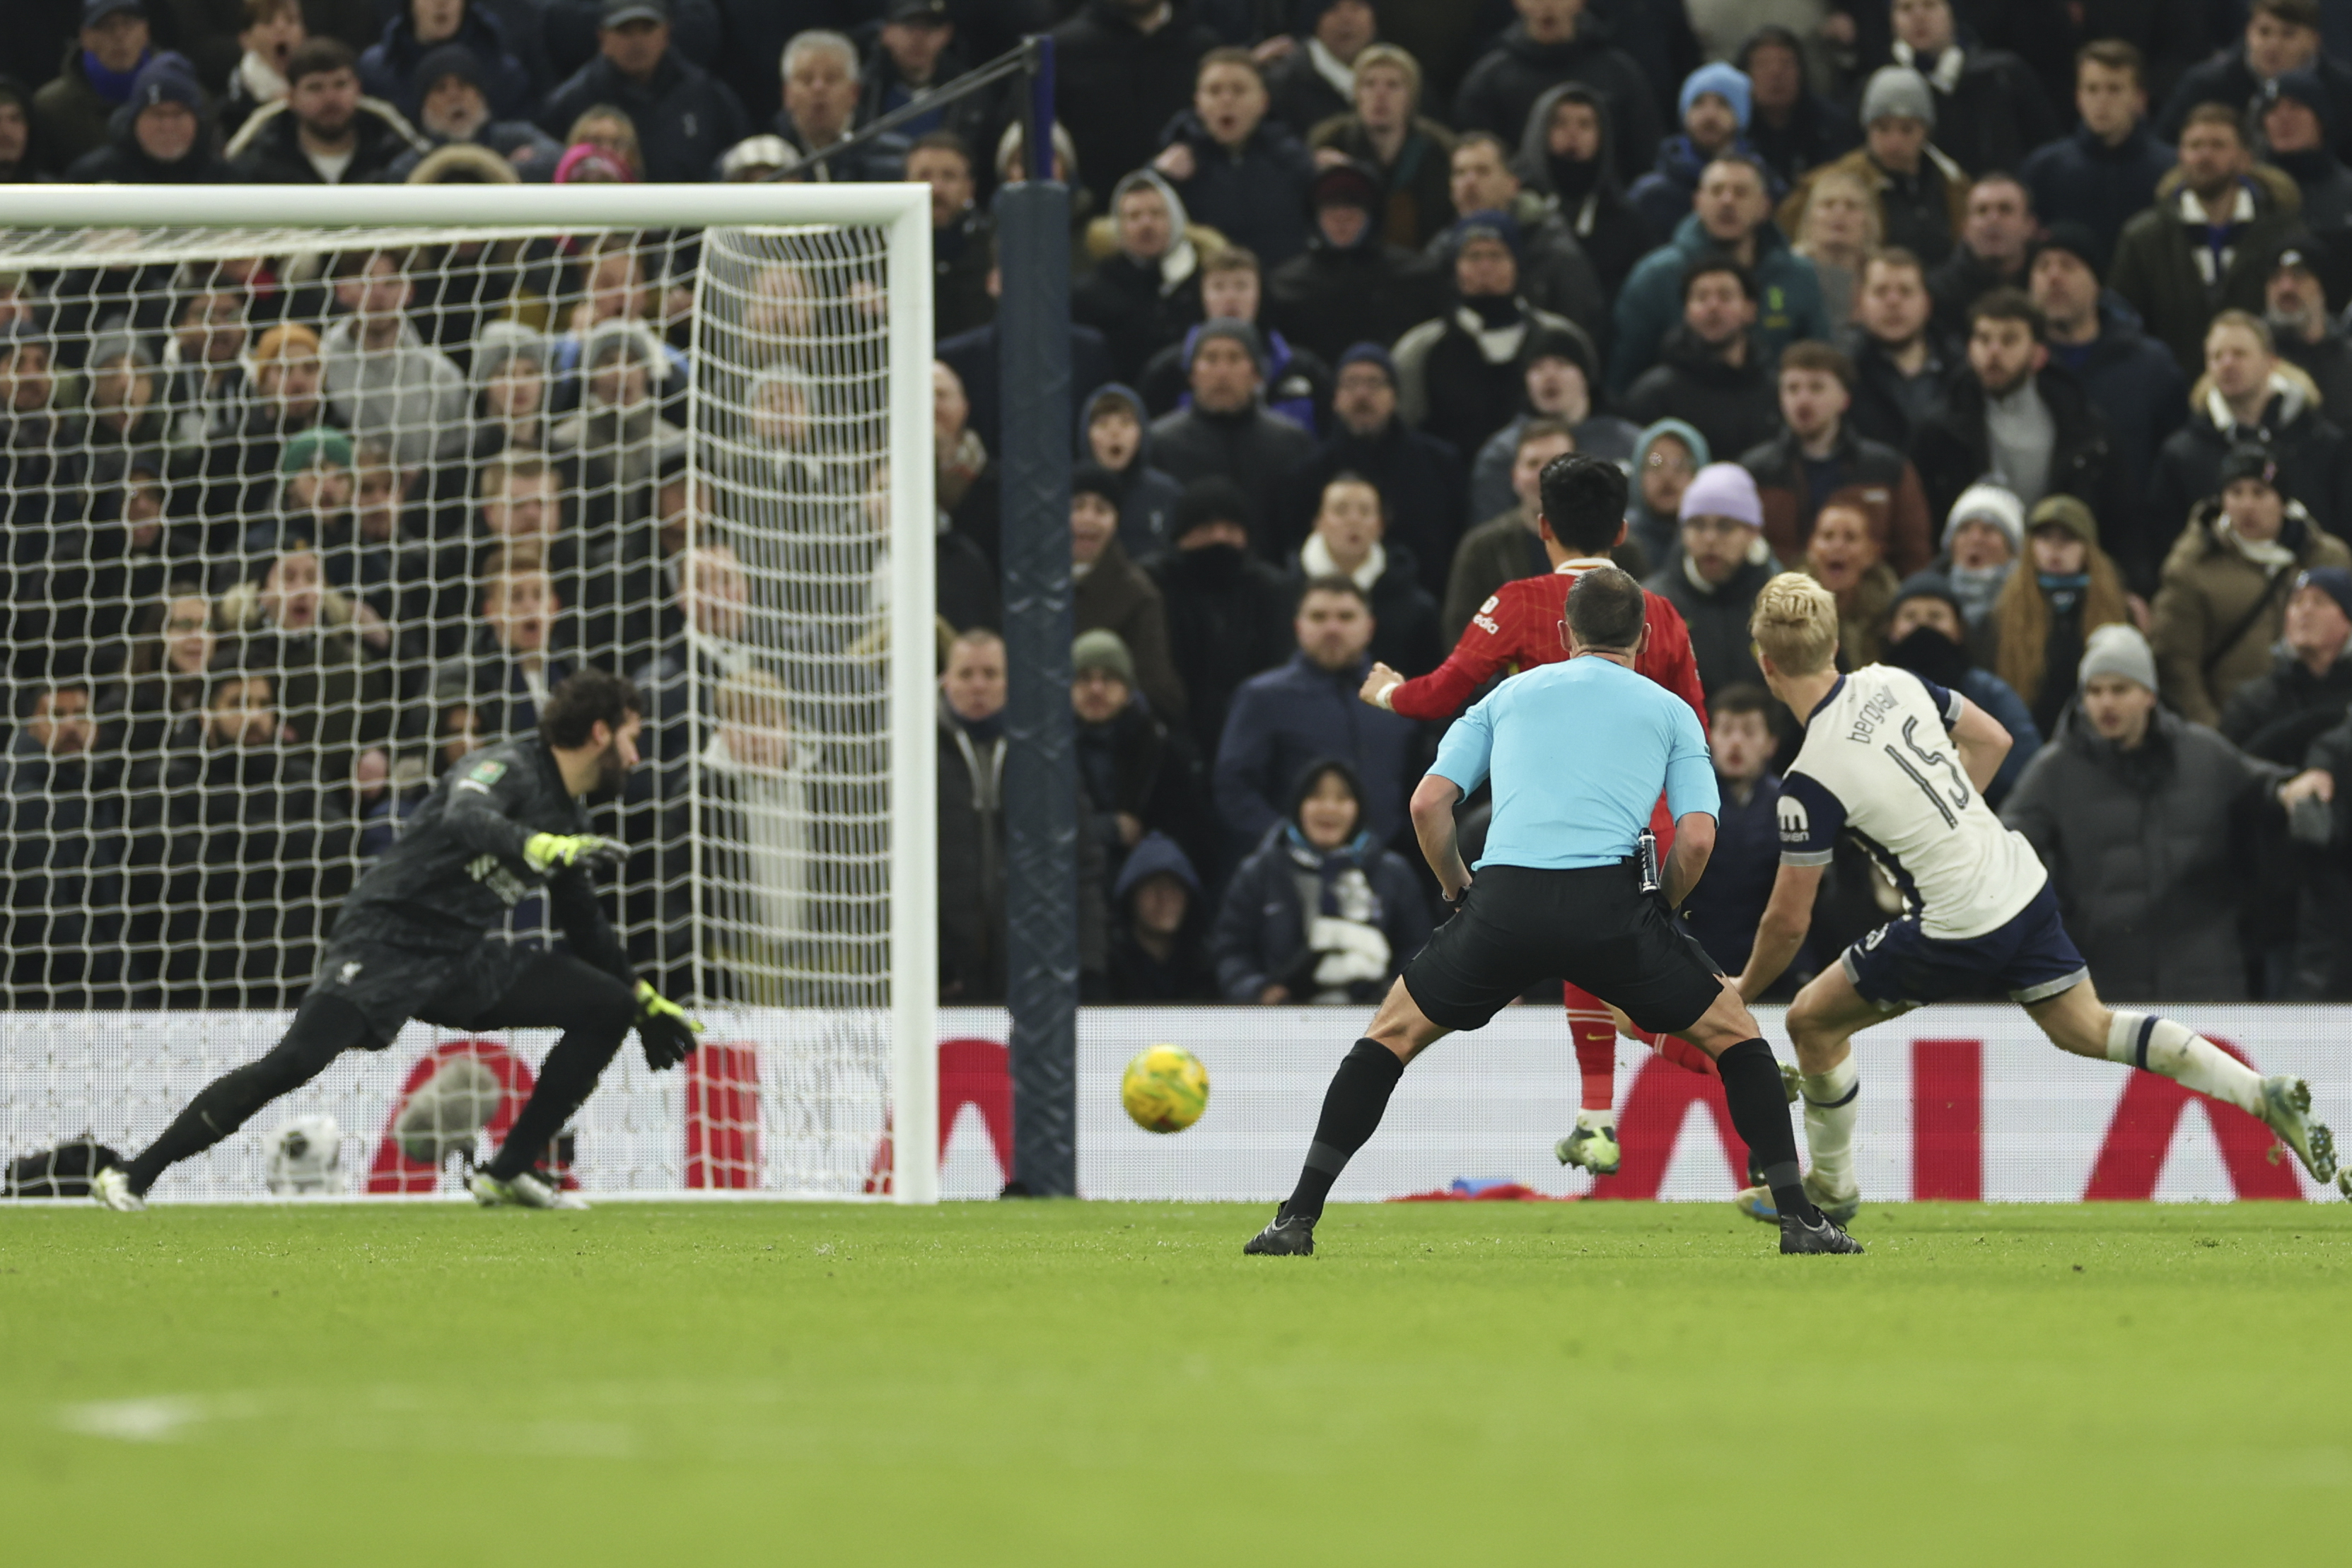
[0,220,907,1199]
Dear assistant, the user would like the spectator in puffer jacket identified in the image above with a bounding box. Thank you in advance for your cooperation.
[360,0,535,122]
[1452,0,1659,189]
[2220,566,2352,761]
[2004,624,2292,1002]
[1209,756,1428,1004]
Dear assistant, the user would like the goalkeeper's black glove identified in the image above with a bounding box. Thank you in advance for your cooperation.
[524,832,627,875]
[634,980,703,1070]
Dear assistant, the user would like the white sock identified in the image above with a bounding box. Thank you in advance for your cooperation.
[1800,1055,1861,1194]
[2105,1011,2264,1116]
[1576,1106,1614,1133]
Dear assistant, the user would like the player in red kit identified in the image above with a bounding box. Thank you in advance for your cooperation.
[1361,452,1718,1178]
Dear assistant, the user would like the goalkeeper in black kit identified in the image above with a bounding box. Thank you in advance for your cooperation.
[93,670,702,1213]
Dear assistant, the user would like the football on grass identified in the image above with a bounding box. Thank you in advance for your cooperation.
[1121,1046,1210,1133]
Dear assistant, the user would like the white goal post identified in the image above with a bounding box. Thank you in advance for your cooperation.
[0,182,936,1203]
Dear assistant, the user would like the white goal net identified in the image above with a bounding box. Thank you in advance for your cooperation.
[0,185,936,1203]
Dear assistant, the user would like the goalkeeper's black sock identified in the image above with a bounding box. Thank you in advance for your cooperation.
[1282,1038,1405,1223]
[487,1020,630,1181]
[124,995,371,1195]
[1715,1038,1819,1224]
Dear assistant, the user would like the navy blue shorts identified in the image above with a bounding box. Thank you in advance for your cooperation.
[1839,881,2088,1010]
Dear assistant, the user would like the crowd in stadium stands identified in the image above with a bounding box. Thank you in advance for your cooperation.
[8,0,2352,1012]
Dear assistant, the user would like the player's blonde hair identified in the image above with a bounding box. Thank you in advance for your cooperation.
[1749,571,1840,676]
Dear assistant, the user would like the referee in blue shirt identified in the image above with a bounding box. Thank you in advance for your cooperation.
[1245,550,1861,1256]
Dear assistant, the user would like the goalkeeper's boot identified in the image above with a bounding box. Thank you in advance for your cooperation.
[1780,1208,1865,1255]
[1554,1123,1622,1176]
[468,1169,590,1212]
[1242,1207,1315,1256]
[2257,1076,2336,1186]
[91,1167,144,1213]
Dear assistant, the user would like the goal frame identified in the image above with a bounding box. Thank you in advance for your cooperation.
[0,181,940,1204]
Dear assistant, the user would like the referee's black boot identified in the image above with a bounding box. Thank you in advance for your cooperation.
[1243,1207,1316,1256]
[1779,1207,1865,1255]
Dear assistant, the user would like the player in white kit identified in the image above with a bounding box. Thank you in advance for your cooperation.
[1728,575,2339,1222]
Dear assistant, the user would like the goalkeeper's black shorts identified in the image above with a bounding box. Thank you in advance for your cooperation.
[1401,862,1726,1037]
[305,939,540,1048]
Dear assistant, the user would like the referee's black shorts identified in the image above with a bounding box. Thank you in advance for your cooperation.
[1401,862,1726,1037]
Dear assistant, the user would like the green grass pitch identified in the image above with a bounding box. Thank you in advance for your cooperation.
[4,1200,2346,1564]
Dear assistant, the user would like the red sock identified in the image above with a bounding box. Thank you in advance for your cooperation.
[1617,1020,1721,1077]
[1564,983,1617,1115]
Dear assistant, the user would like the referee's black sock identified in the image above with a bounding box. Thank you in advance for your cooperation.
[1714,1038,1820,1224]
[1281,1038,1405,1223]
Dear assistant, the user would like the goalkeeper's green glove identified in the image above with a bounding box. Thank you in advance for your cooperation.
[635,980,703,1070]
[523,831,627,874]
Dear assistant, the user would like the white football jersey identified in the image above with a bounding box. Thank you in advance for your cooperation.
[1776,665,2047,940]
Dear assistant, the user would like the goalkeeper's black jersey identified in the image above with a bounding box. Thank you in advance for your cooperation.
[331,737,629,981]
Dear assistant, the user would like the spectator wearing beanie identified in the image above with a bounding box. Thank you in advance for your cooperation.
[2159,0,2352,166]
[1468,322,1641,524]
[1935,481,2025,643]
[360,0,535,123]
[388,41,563,181]
[1624,418,1709,575]
[1145,478,1296,771]
[2266,236,2352,417]
[1267,158,1446,368]
[33,0,154,175]
[1148,320,1317,551]
[2259,70,2352,238]
[2152,442,2352,726]
[1880,570,2042,804]
[1078,384,1185,565]
[1303,42,1457,251]
[1280,342,1465,599]
[535,0,748,185]
[2027,223,2187,551]
[1395,211,1590,462]
[1646,459,1777,696]
[66,52,235,184]
[1630,63,1764,240]
[1137,250,1327,436]
[1071,462,1186,725]
[1991,493,2135,738]
[2021,40,2179,266]
[2222,564,2352,759]
[1885,0,2061,181]
[1072,628,1213,903]
[2003,622,2293,1004]
[1779,66,1968,274]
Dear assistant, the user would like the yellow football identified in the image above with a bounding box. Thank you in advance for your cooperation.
[1120,1045,1211,1134]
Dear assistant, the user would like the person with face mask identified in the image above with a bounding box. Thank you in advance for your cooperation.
[1880,570,2042,805]
[1991,493,2136,737]
[1933,481,2024,643]
[1144,479,1296,772]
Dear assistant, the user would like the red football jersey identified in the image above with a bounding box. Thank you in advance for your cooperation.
[1391,558,1709,725]
[1390,558,1710,841]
